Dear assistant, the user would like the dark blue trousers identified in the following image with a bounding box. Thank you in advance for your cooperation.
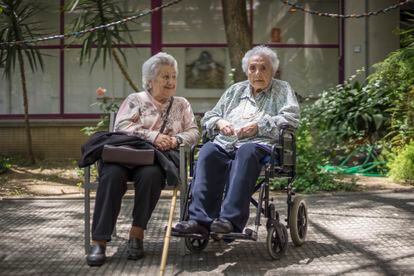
[189,142,268,232]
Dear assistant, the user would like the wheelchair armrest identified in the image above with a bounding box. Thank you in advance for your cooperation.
[189,143,204,177]
[278,124,296,145]
[279,123,296,135]
[269,124,297,175]
[178,144,191,188]
[179,143,191,160]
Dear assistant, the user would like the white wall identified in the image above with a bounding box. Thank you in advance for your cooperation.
[368,0,400,71]
[345,0,400,81]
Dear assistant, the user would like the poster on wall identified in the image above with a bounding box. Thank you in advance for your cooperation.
[185,48,225,89]
[270,27,281,43]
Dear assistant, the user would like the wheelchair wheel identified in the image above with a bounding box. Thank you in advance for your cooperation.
[266,223,288,260]
[185,237,209,253]
[289,196,308,246]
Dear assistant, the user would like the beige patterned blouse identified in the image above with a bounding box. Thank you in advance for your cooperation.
[202,79,300,151]
[114,91,199,145]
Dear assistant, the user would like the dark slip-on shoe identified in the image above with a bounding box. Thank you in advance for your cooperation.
[173,220,209,237]
[86,244,106,267]
[210,218,234,234]
[127,238,144,260]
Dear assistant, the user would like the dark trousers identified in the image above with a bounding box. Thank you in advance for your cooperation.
[91,162,165,241]
[188,142,268,232]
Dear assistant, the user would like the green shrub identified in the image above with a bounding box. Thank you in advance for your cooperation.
[300,35,414,179]
[368,48,414,149]
[367,17,414,149]
[269,178,288,191]
[292,113,352,193]
[291,20,414,190]
[388,140,414,184]
[0,156,11,174]
[305,25,414,156]
[305,71,390,158]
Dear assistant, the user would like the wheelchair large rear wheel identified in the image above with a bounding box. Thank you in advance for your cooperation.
[289,196,308,246]
[266,223,288,260]
[185,237,209,253]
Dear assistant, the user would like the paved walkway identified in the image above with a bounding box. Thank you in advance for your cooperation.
[1,191,413,275]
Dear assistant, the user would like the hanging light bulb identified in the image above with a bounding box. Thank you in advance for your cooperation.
[288,0,297,13]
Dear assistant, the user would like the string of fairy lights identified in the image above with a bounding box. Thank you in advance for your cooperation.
[0,0,183,47]
[280,0,414,18]
[0,0,413,47]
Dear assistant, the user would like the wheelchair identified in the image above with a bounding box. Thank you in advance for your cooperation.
[171,124,308,260]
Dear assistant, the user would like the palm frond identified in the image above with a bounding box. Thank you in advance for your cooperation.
[0,0,46,77]
[65,0,135,69]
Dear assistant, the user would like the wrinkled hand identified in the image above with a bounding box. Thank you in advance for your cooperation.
[236,123,258,139]
[170,137,178,149]
[154,134,173,151]
[216,119,235,136]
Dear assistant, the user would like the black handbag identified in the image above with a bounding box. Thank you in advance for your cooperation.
[101,97,174,166]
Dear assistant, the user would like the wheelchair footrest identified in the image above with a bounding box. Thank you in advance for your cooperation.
[168,227,257,241]
[211,231,257,241]
[170,229,208,239]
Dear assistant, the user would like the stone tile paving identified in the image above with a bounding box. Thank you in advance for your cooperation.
[0,191,413,275]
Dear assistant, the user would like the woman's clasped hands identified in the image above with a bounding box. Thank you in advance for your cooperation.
[217,119,258,139]
[154,133,178,151]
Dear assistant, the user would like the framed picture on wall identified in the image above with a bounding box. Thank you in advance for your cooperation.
[185,48,225,89]
[270,27,281,43]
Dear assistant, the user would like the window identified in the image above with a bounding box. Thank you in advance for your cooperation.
[0,50,60,114]
[253,0,339,44]
[64,48,150,113]
[0,0,343,118]
[162,0,226,44]
[275,47,339,98]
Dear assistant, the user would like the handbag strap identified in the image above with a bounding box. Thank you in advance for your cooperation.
[160,96,174,134]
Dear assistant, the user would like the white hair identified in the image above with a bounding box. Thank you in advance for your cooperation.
[142,52,178,91]
[241,45,279,76]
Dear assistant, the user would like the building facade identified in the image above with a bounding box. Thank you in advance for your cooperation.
[0,0,404,159]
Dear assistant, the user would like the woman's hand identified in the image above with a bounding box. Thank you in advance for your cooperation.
[169,137,178,149]
[236,122,258,139]
[216,119,235,136]
[154,134,173,151]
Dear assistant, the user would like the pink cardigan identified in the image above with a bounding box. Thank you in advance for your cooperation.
[114,91,199,145]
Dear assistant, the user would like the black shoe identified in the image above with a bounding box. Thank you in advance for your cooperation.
[210,218,234,234]
[86,244,106,266]
[173,220,209,237]
[127,238,144,260]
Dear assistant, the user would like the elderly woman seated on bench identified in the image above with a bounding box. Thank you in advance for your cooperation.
[174,45,300,236]
[86,52,199,266]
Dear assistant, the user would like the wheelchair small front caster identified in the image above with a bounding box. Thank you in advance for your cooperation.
[185,237,209,253]
[266,223,288,260]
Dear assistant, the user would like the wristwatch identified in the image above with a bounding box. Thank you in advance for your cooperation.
[175,136,183,148]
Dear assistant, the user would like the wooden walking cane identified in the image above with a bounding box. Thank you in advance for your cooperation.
[160,187,178,276]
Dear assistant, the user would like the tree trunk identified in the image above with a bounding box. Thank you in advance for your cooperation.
[112,48,139,92]
[221,0,252,83]
[17,49,35,164]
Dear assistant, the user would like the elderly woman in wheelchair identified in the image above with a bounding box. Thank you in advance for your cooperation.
[173,46,307,259]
